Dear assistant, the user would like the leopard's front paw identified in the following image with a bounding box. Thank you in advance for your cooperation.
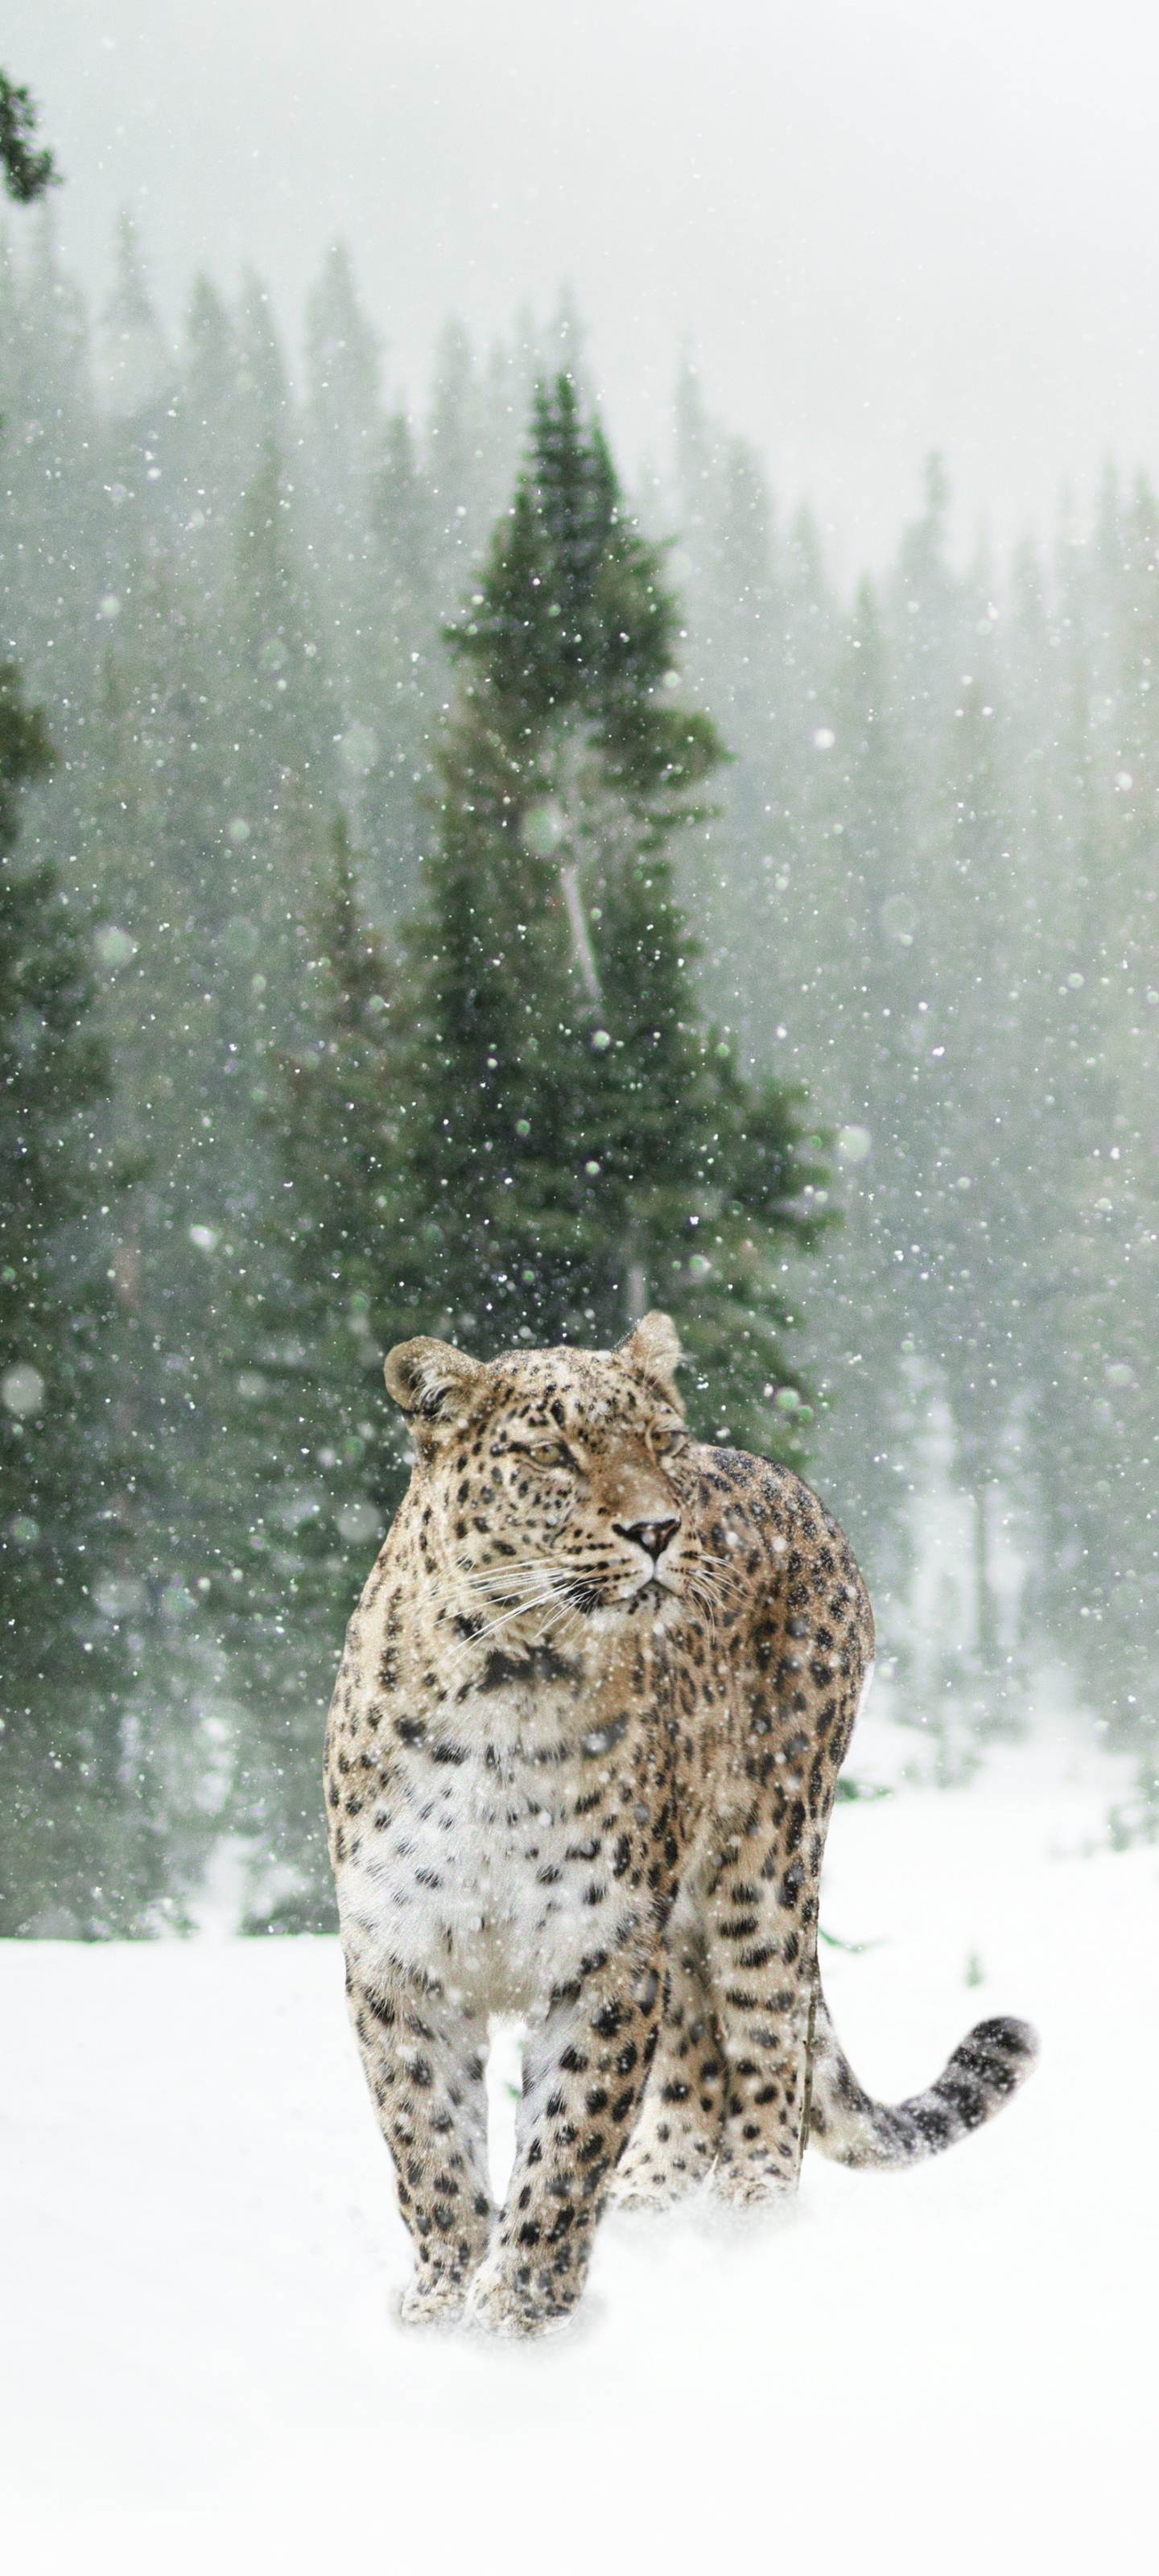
[609,2141,711,2210]
[398,2269,471,2328]
[464,2249,578,2340]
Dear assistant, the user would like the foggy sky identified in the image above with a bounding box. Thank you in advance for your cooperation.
[8,0,1159,561]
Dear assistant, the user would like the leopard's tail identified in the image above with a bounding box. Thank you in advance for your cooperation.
[807,1988,1038,2169]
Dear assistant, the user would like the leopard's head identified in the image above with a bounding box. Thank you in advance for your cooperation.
[383,1312,705,1634]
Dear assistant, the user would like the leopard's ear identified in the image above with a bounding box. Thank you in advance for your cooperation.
[617,1311,685,1415]
[383,1337,489,1447]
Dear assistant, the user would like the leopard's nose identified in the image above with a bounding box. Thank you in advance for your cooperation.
[615,1515,680,1563]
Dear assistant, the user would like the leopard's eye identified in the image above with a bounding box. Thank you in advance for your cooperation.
[652,1424,687,1457]
[513,1439,574,1469]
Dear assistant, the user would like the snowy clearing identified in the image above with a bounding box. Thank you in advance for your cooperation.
[2,1719,1154,2573]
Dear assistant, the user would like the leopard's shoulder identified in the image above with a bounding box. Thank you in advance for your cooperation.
[690,1443,874,1664]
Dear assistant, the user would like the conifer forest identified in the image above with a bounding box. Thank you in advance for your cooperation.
[2,209,1157,1938]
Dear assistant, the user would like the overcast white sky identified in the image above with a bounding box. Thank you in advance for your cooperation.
[8,0,1159,560]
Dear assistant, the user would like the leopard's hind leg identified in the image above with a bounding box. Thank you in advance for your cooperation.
[609,1922,724,2208]
[699,1804,823,2210]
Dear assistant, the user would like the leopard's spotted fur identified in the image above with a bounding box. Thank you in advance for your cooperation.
[325,1313,1037,2336]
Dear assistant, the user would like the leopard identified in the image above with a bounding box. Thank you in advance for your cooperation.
[325,1311,1037,2337]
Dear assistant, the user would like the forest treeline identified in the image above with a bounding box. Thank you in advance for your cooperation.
[1,214,1156,1933]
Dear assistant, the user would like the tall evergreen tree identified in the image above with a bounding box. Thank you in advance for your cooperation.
[1026,475,1159,1798]
[402,374,828,1451]
[360,410,443,913]
[199,819,405,1929]
[278,375,828,1460]
[96,212,171,422]
[303,241,384,763]
[0,74,56,205]
[0,663,147,1932]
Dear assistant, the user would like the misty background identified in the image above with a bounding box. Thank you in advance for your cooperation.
[12,0,1159,559]
[2,2,1158,1939]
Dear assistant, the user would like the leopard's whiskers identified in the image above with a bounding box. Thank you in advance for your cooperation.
[683,1571,721,1649]
[447,1586,570,1662]
[443,1567,591,1674]
[464,1552,592,1596]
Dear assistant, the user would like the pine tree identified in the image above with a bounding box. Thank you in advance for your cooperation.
[278,378,827,1461]
[175,275,245,592]
[0,73,57,204]
[799,576,926,1669]
[0,207,102,725]
[0,663,147,1933]
[205,819,406,1929]
[397,374,828,1447]
[671,369,819,1059]
[1027,477,1159,1795]
[303,241,384,759]
[922,671,1026,1691]
[360,410,443,914]
[96,212,171,421]
[426,316,520,595]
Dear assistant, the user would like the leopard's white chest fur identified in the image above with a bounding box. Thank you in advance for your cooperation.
[335,1680,634,2020]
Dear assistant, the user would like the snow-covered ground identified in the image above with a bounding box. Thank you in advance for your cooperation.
[2,1715,1155,2574]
